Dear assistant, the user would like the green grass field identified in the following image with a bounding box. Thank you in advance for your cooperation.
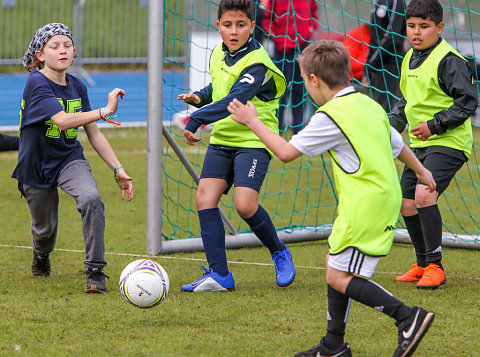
[1,127,479,356]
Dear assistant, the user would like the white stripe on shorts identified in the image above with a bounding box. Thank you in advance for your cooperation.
[328,248,380,278]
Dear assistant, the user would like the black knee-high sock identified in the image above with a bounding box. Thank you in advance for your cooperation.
[198,208,229,276]
[417,205,443,266]
[403,214,427,267]
[325,284,350,349]
[243,205,284,254]
[345,276,412,324]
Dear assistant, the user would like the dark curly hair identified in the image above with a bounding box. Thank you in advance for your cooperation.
[406,0,443,25]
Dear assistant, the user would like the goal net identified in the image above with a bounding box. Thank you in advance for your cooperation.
[156,0,480,252]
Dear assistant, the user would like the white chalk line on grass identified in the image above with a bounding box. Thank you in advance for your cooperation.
[1,243,313,269]
[2,243,479,281]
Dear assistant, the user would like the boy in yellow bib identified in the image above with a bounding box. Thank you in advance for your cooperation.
[178,0,294,292]
[229,40,436,357]
[390,0,477,290]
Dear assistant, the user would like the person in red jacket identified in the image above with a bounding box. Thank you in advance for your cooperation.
[316,25,371,84]
[263,0,318,134]
[342,24,371,82]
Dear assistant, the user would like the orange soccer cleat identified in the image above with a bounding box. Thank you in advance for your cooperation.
[395,263,424,282]
[416,263,446,289]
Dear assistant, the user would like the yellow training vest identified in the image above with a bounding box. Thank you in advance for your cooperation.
[208,43,286,149]
[400,39,472,157]
[321,92,402,256]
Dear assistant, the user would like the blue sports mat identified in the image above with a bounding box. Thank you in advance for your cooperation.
[0,71,186,129]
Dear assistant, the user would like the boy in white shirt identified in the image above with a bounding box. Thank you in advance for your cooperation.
[228,39,436,357]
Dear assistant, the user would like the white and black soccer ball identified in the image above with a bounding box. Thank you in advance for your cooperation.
[119,259,170,308]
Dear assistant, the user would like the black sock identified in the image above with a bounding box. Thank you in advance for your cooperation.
[325,284,350,350]
[243,205,284,254]
[403,214,427,267]
[345,276,412,324]
[198,208,229,276]
[417,205,443,266]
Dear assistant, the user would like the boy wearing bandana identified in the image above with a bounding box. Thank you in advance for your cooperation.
[13,23,133,293]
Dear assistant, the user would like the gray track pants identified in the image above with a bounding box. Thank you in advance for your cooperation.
[21,159,107,269]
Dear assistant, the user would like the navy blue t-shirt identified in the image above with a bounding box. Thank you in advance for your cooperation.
[12,70,90,187]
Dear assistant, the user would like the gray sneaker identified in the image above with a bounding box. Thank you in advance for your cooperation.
[32,252,51,277]
[85,269,109,293]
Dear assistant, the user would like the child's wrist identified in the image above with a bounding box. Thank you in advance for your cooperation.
[99,107,111,119]
[114,164,123,183]
[99,107,121,127]
[104,106,113,116]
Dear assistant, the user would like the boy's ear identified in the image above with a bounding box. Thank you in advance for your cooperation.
[437,21,445,33]
[310,73,320,86]
[35,50,44,62]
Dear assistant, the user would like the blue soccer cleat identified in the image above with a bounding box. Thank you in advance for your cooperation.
[271,243,296,287]
[181,266,235,292]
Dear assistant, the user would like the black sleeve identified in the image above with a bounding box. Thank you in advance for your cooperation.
[389,96,408,133]
[191,83,213,108]
[427,54,479,135]
[185,64,268,132]
[0,133,19,151]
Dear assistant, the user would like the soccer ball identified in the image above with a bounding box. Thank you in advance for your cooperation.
[119,259,170,308]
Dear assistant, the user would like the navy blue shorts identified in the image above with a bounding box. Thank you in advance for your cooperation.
[200,144,271,194]
[400,152,465,199]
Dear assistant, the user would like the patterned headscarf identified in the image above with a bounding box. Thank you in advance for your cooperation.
[22,23,74,70]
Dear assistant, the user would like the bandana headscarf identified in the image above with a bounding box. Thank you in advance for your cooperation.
[22,23,73,70]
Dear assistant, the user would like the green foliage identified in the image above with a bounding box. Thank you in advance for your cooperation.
[1,127,479,356]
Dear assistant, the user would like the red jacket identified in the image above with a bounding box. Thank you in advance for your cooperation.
[262,0,319,53]
[342,24,371,80]
[316,24,371,81]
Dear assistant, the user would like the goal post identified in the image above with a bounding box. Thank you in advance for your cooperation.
[146,0,164,255]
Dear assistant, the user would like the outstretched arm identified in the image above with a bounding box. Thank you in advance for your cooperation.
[51,88,125,131]
[177,83,213,108]
[397,144,436,192]
[227,99,302,162]
[177,93,201,106]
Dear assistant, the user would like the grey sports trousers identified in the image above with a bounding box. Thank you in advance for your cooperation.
[21,159,107,269]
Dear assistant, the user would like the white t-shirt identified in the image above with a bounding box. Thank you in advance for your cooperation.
[289,87,404,173]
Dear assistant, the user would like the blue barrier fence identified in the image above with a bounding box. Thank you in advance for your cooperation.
[0,71,186,130]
